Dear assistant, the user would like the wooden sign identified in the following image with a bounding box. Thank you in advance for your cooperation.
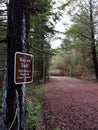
[14,52,34,84]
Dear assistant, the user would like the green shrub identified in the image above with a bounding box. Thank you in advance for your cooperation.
[26,97,41,130]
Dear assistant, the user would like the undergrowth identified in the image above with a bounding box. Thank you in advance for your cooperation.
[0,84,44,130]
[26,97,41,129]
[26,84,44,130]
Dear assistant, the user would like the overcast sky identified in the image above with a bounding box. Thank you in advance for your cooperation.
[50,0,71,49]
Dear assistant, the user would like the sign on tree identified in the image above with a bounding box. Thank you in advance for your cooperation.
[14,52,34,84]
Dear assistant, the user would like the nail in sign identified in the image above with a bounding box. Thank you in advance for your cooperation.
[14,52,34,84]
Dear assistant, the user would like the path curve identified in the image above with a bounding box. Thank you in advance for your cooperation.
[43,76,98,130]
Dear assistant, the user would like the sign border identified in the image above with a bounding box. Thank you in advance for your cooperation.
[14,52,34,84]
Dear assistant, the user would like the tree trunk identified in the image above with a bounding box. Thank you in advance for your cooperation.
[91,44,98,81]
[2,0,30,129]
[89,0,98,81]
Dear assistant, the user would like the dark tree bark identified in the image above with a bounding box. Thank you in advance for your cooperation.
[2,0,31,129]
[89,0,98,81]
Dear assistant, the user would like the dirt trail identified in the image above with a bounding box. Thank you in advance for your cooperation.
[43,76,98,130]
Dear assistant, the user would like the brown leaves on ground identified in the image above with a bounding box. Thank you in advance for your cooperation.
[43,76,98,130]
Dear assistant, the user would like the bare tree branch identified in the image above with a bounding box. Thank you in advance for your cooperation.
[77,31,91,40]
[30,45,55,55]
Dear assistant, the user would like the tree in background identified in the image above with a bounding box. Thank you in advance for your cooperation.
[0,1,7,41]
[0,1,7,73]
[0,0,7,89]
[30,0,55,83]
[58,0,98,81]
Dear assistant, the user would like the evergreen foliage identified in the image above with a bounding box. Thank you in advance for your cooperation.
[50,0,98,80]
[30,0,55,83]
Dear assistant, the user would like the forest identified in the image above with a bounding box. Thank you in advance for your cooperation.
[0,0,98,129]
[50,0,98,81]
